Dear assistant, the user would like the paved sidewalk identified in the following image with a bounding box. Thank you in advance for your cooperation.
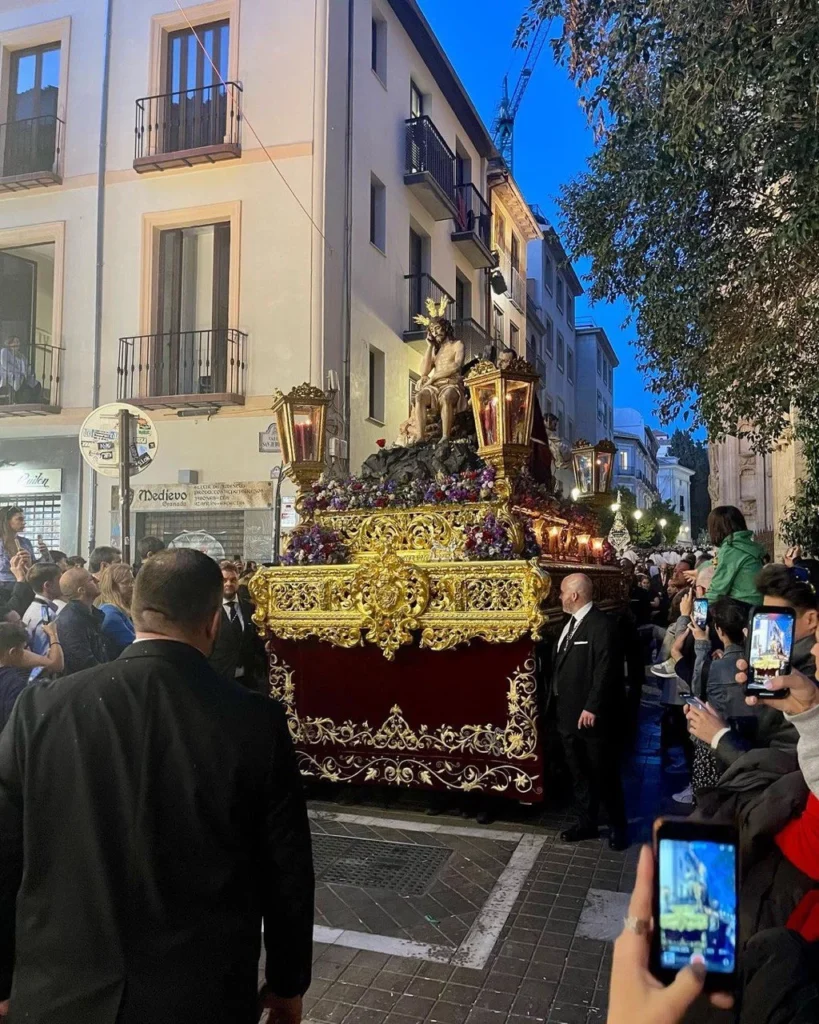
[281,685,673,1024]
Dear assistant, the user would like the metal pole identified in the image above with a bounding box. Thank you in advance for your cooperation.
[119,408,131,566]
[272,464,284,566]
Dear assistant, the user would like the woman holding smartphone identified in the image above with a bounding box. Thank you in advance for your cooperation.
[0,506,36,597]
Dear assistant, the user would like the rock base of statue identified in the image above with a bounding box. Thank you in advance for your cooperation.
[360,437,484,485]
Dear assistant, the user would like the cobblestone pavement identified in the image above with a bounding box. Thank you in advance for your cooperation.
[275,685,678,1024]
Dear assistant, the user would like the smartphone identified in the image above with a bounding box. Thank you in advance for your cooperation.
[681,694,707,711]
[744,606,795,700]
[652,818,739,991]
[692,598,708,630]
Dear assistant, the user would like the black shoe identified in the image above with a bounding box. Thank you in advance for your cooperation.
[560,824,599,843]
[476,809,494,826]
[608,828,629,851]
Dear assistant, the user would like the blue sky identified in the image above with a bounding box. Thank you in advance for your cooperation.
[417,0,676,433]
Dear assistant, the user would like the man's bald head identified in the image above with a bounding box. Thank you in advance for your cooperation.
[560,573,594,614]
[60,567,99,605]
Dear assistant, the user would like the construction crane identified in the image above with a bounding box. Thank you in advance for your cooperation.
[491,18,551,171]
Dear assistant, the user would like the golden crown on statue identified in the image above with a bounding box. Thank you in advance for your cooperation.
[413,296,451,328]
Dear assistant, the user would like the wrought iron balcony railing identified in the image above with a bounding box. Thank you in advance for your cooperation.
[0,342,62,415]
[404,273,454,336]
[134,81,242,170]
[0,115,64,191]
[117,328,247,407]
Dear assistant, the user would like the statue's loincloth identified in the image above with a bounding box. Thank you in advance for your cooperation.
[417,374,467,414]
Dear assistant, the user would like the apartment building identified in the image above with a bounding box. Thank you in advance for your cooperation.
[526,211,582,447]
[655,432,694,541]
[574,323,617,445]
[613,407,660,509]
[0,0,534,556]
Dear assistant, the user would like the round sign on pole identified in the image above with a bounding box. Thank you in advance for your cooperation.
[79,403,158,478]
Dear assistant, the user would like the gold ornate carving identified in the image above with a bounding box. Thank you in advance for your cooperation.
[252,546,550,658]
[269,652,539,761]
[353,549,430,660]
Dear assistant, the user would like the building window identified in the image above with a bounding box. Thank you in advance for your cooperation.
[544,252,554,293]
[455,141,471,187]
[545,317,554,357]
[368,346,385,422]
[510,322,520,352]
[597,390,603,421]
[369,174,386,252]
[4,43,61,179]
[493,304,504,344]
[568,418,574,442]
[680,494,685,513]
[410,80,424,118]
[510,232,520,272]
[494,212,506,253]
[556,276,565,313]
[556,331,565,372]
[597,347,602,376]
[455,272,471,322]
[619,450,628,471]
[371,12,387,83]
[567,294,574,328]
[557,397,565,438]
[608,407,613,432]
[566,348,574,384]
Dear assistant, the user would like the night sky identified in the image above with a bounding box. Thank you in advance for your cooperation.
[417,0,690,434]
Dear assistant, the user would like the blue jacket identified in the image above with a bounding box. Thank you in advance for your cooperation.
[99,604,136,659]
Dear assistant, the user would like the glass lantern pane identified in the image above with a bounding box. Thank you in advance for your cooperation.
[293,406,319,461]
[477,386,499,446]
[575,451,593,494]
[504,380,530,445]
[596,452,612,493]
[275,410,293,463]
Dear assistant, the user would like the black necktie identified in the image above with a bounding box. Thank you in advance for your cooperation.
[227,600,242,639]
[560,616,578,653]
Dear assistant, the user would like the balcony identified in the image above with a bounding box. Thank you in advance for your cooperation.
[510,266,526,313]
[0,341,62,417]
[0,116,64,193]
[404,116,457,220]
[403,273,453,346]
[134,82,242,173]
[454,318,490,364]
[117,329,247,409]
[451,183,495,269]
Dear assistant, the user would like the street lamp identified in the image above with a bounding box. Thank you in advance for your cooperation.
[271,382,330,493]
[659,518,668,528]
[633,509,643,521]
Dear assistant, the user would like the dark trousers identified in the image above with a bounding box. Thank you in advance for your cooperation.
[559,724,627,831]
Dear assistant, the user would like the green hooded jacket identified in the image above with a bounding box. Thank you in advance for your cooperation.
[706,530,766,605]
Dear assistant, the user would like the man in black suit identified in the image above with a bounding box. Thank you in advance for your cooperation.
[208,560,266,692]
[0,548,314,1024]
[552,573,628,850]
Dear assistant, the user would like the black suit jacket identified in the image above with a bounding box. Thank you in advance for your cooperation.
[208,599,265,692]
[0,640,314,1024]
[56,599,112,676]
[551,606,624,731]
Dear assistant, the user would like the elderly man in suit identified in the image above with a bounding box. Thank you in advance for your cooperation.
[0,548,314,1024]
[552,573,628,850]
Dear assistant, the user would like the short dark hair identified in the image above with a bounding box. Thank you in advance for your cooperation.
[219,560,239,574]
[709,596,748,645]
[680,555,696,569]
[26,562,62,593]
[132,549,223,630]
[756,563,818,613]
[89,546,121,573]
[66,555,86,568]
[707,505,748,547]
[50,549,67,564]
[137,536,165,560]
[0,622,28,657]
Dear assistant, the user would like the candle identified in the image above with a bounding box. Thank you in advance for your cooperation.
[481,395,498,445]
[293,421,314,462]
[591,538,604,564]
[548,525,560,557]
[577,533,591,564]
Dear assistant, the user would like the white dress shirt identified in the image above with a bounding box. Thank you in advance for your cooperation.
[558,601,594,650]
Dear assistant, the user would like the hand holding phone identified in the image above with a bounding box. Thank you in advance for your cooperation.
[651,819,738,993]
[737,660,819,716]
[744,607,796,700]
[608,844,733,1024]
[692,598,708,631]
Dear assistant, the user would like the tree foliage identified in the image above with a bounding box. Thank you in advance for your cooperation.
[668,429,711,538]
[519,0,819,522]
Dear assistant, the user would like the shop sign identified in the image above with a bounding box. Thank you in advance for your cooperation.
[127,480,273,511]
[0,468,62,495]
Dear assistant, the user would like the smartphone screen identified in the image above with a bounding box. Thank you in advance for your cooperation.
[655,827,738,985]
[692,598,708,630]
[746,608,795,694]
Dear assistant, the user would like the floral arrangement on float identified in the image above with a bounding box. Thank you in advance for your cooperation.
[463,514,540,562]
[281,524,349,566]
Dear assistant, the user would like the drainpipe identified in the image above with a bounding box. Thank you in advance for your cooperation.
[341,0,355,466]
[87,0,114,553]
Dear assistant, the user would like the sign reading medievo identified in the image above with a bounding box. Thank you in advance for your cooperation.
[126,480,273,511]
[0,468,63,495]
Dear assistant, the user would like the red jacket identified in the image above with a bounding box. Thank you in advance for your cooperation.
[776,792,819,940]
